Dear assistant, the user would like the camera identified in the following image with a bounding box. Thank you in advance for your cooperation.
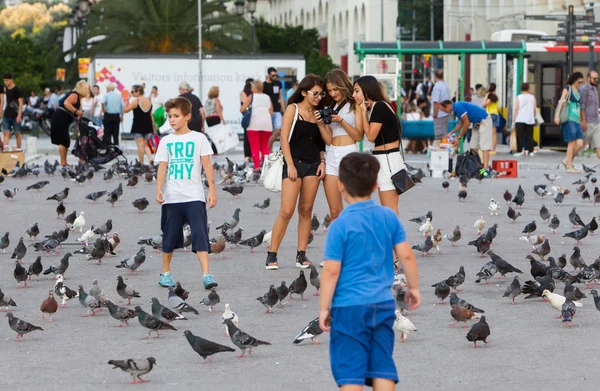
[318,106,334,125]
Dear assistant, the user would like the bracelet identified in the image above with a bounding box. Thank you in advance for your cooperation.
[340,118,344,124]
[320,158,326,163]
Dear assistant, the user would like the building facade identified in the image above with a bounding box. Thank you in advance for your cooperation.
[255,0,399,78]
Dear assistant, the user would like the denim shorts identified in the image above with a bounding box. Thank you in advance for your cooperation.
[330,300,398,387]
[160,201,209,253]
[271,112,283,129]
[490,114,500,127]
[562,121,584,142]
[131,133,152,140]
[3,117,21,133]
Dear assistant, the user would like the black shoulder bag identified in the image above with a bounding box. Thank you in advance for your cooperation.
[374,101,415,195]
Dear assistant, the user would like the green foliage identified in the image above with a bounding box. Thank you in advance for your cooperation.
[397,0,443,41]
[254,19,337,78]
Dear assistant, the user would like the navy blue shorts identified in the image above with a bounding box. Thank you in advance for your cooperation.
[330,300,398,387]
[160,201,210,253]
[562,121,584,142]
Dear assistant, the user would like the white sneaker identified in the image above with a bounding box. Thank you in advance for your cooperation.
[319,261,324,267]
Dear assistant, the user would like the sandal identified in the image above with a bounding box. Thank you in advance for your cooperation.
[561,159,567,169]
[566,167,581,174]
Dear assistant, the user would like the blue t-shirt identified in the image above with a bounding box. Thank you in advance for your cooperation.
[324,199,407,307]
[452,101,488,123]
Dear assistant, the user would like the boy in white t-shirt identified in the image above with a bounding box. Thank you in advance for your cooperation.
[155,97,218,289]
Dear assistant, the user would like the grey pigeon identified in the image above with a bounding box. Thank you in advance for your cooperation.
[432,280,450,303]
[409,211,433,224]
[458,189,468,201]
[444,225,461,246]
[546,257,573,283]
[116,247,146,273]
[539,205,550,222]
[137,235,162,251]
[522,275,555,299]
[10,237,27,261]
[311,214,320,233]
[532,239,551,260]
[26,180,49,191]
[487,251,523,276]
[563,226,588,245]
[6,313,43,341]
[85,239,106,264]
[238,230,266,252]
[558,254,567,269]
[27,256,43,280]
[440,266,466,291]
[113,182,124,197]
[223,228,243,246]
[43,252,71,276]
[0,288,17,310]
[475,261,498,284]
[412,236,433,256]
[78,285,102,316]
[587,217,598,235]
[216,208,241,230]
[292,317,324,345]
[507,206,521,222]
[85,190,108,203]
[116,276,140,305]
[90,279,109,306]
[0,232,9,253]
[582,189,591,201]
[174,282,189,301]
[223,318,271,358]
[534,184,549,197]
[569,207,585,228]
[549,215,560,233]
[47,187,69,202]
[105,300,137,326]
[572,173,592,185]
[103,169,113,181]
[107,191,119,206]
[569,246,586,272]
[526,255,548,278]
[127,175,138,187]
[222,185,243,196]
[257,285,278,314]
[561,300,576,326]
[564,279,587,302]
[590,290,600,312]
[468,236,491,256]
[94,219,113,235]
[502,275,521,304]
[26,223,40,239]
[64,210,76,226]
[522,220,537,236]
[466,316,490,348]
[253,198,270,210]
[14,261,28,288]
[168,286,199,314]
[151,297,186,322]
[107,357,156,384]
[201,288,220,312]
[4,188,18,200]
[449,292,484,313]
[135,306,177,339]
[276,281,289,308]
[575,259,600,286]
[54,276,77,307]
[309,265,320,295]
[289,270,308,301]
[184,330,235,363]
[132,197,149,212]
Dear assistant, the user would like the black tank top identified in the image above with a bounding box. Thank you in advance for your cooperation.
[59,91,80,110]
[131,101,153,135]
[288,111,326,163]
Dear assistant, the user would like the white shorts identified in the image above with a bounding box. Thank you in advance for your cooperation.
[373,150,406,192]
[325,144,358,176]
[470,115,493,151]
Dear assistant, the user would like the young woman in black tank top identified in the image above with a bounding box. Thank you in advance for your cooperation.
[265,74,329,271]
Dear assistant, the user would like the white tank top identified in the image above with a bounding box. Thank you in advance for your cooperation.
[330,101,356,137]
[515,93,536,125]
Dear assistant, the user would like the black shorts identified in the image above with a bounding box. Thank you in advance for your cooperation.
[282,158,320,180]
[160,201,210,253]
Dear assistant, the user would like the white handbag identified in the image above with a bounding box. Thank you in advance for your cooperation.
[205,123,239,154]
[260,104,298,192]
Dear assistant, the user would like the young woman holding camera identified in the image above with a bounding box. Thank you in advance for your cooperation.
[353,75,405,216]
[265,74,329,270]
[320,69,364,223]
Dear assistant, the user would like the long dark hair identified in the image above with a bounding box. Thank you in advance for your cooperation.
[243,78,253,97]
[354,75,388,103]
[287,73,325,109]
[566,72,584,87]
[487,82,498,103]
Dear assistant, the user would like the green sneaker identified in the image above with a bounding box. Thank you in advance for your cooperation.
[158,272,175,287]
[479,168,490,178]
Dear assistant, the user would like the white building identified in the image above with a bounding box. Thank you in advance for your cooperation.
[253,0,399,78]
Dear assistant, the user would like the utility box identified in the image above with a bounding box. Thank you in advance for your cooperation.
[430,150,449,178]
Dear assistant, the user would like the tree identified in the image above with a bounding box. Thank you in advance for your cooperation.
[254,19,337,78]
[0,2,70,36]
[397,0,443,41]
[86,0,251,54]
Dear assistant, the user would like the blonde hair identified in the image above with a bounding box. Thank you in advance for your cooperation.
[324,69,355,111]
[251,80,264,93]
[208,86,219,99]
[477,86,487,98]
[106,83,116,92]
[74,80,90,96]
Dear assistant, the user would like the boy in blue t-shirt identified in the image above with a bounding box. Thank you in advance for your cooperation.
[319,152,421,390]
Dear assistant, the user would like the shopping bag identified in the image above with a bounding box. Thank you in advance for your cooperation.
[509,128,517,153]
[205,123,239,154]
[455,150,483,178]
[147,132,161,154]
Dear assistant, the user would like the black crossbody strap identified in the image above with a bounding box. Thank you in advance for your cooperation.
[371,101,405,173]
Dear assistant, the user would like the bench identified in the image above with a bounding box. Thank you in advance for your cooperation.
[401,120,459,139]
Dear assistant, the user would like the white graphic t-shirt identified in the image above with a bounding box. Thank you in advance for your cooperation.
[155,131,213,204]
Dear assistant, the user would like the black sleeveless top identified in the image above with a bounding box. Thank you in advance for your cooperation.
[59,91,81,111]
[288,107,325,163]
[131,101,153,135]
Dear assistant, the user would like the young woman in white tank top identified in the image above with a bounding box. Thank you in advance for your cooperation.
[319,69,364,231]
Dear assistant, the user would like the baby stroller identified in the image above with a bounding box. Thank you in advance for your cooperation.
[71,117,127,165]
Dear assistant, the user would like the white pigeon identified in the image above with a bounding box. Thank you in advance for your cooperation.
[76,225,96,246]
[221,303,239,336]
[418,218,433,237]
[393,310,417,342]
[474,216,486,234]
[263,231,272,245]
[72,211,86,233]
[519,235,544,248]
[488,198,499,216]
[541,289,583,314]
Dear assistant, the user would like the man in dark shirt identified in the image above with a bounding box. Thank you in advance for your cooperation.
[263,67,286,150]
[178,82,205,133]
[2,73,24,150]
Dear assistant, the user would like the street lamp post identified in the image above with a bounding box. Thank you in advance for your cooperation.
[235,0,258,54]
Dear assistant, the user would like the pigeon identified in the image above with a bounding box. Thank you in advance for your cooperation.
[507,206,521,222]
[0,288,17,311]
[53,201,66,219]
[293,317,324,345]
[202,288,220,313]
[103,169,114,181]
[458,189,467,201]
[466,316,490,348]
[257,285,278,314]
[47,187,69,202]
[223,185,243,196]
[569,246,586,272]
[238,230,266,252]
[564,279,587,302]
[64,210,77,227]
[107,191,119,206]
[488,198,500,215]
[482,224,498,242]
[419,218,433,237]
[502,189,512,204]
[27,256,43,280]
[561,300,577,326]
[587,217,598,235]
[144,171,154,183]
[450,304,481,328]
[132,197,149,212]
[582,189,591,201]
[210,237,226,257]
[392,310,417,342]
[127,175,138,187]
[522,220,537,236]
[43,252,71,277]
[311,214,320,234]
[113,182,124,197]
[475,260,498,284]
[309,264,320,295]
[276,281,289,308]
[71,211,85,233]
[0,231,9,253]
[78,285,102,316]
[216,208,241,230]
[184,330,235,363]
[105,300,137,326]
[522,275,556,299]
[223,318,271,358]
[553,191,565,205]
[76,226,96,246]
[563,226,588,245]
[108,233,121,254]
[90,279,108,304]
[546,257,573,283]
[85,239,107,264]
[458,175,469,188]
[26,180,50,191]
[558,254,568,269]
[474,216,486,234]
[168,286,199,314]
[487,251,523,276]
[11,237,27,261]
[4,188,18,200]
[432,281,450,303]
[137,235,162,252]
[549,215,560,234]
[532,239,551,261]
[151,297,186,323]
[289,270,308,301]
[14,261,28,288]
[135,306,177,338]
[575,259,600,287]
[512,193,524,208]
[253,198,270,210]
[569,207,586,228]
[468,236,491,256]
[40,290,58,322]
[595,190,600,205]
[542,290,583,315]
[544,173,560,183]
[502,275,521,305]
[53,275,77,308]
[323,214,332,231]
[573,173,592,185]
[538,205,550,222]
[116,247,146,273]
[412,236,433,256]
[442,181,450,191]
[221,303,239,337]
[534,184,550,197]
[85,190,108,203]
[409,211,433,224]
[26,223,40,240]
[444,225,461,246]
[590,290,600,312]
[174,282,189,301]
[583,163,597,173]
[116,276,140,305]
[6,313,43,342]
[107,357,156,384]
[526,255,548,279]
